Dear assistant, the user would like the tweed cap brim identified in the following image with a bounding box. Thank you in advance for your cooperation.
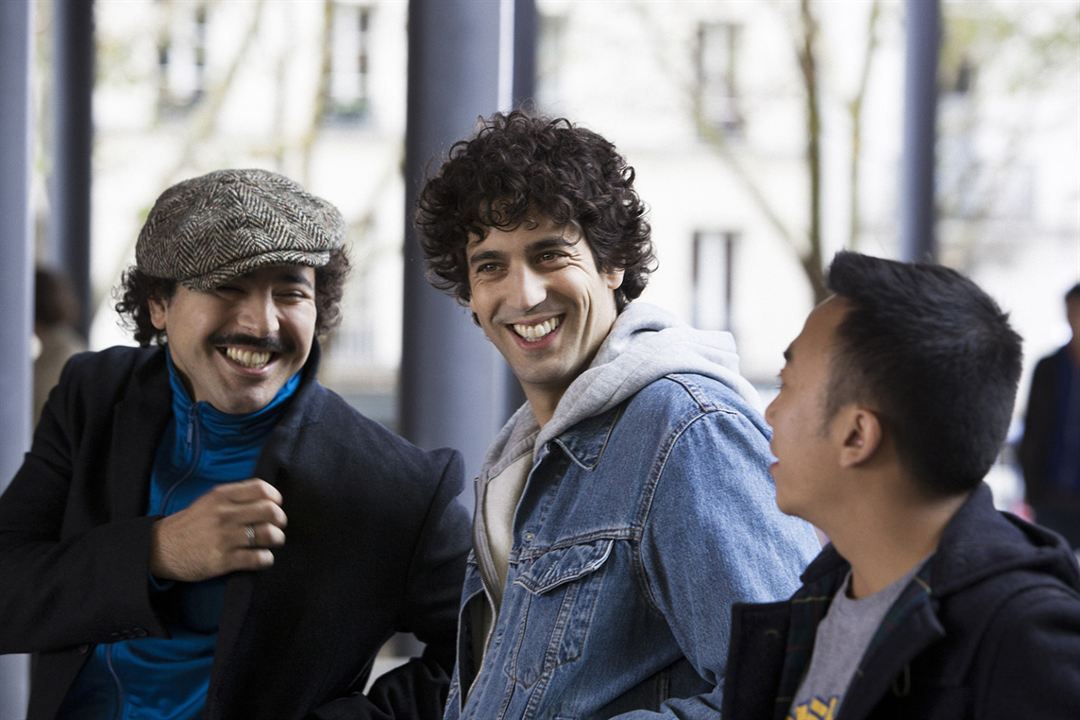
[136,168,345,290]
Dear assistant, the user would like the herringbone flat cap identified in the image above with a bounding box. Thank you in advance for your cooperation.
[136,168,345,290]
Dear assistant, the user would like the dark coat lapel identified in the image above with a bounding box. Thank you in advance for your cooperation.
[207,343,322,717]
[837,569,945,720]
[107,349,171,520]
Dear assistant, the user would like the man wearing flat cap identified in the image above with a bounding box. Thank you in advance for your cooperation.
[0,169,471,719]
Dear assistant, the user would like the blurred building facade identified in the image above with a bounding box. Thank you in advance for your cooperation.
[27,0,1078,433]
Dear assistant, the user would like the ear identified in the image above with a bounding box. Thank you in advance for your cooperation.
[148,295,169,331]
[604,268,625,290]
[837,406,883,468]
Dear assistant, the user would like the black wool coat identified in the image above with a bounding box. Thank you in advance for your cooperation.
[0,344,471,719]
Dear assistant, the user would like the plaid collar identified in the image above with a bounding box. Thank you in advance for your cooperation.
[772,554,938,720]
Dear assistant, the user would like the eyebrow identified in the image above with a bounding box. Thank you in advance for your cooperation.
[526,236,579,253]
[274,270,315,289]
[466,235,579,267]
[467,248,505,267]
[782,345,793,363]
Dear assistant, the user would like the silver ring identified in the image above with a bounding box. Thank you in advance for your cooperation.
[244,524,257,548]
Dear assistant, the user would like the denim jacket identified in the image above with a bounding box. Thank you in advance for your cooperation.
[446,304,820,720]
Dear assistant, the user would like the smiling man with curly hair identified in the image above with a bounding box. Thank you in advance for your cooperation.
[415,111,820,720]
[0,169,470,720]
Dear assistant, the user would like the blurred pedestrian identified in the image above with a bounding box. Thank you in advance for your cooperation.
[33,267,86,422]
[1020,283,1080,549]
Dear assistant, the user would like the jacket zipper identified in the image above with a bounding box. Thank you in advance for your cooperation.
[105,645,124,720]
[158,405,202,514]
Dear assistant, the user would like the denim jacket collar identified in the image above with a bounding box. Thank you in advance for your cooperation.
[550,404,623,471]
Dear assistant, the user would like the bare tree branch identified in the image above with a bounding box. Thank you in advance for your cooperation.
[797,0,826,302]
[848,0,882,251]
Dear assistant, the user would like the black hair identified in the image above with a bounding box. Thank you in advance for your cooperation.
[415,110,656,312]
[114,247,351,347]
[825,251,1022,497]
[1065,283,1080,303]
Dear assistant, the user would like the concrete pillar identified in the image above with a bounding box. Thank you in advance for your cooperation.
[0,0,34,715]
[49,0,95,338]
[402,0,535,487]
[900,0,940,262]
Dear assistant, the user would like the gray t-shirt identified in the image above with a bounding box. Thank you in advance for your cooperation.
[787,562,925,719]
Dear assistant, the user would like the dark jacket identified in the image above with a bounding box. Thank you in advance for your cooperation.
[0,344,471,720]
[722,484,1080,720]
[1020,345,1078,506]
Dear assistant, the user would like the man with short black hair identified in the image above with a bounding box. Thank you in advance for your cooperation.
[0,169,470,719]
[416,111,819,719]
[723,251,1080,720]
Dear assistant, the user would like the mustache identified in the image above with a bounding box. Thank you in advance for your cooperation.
[209,332,293,354]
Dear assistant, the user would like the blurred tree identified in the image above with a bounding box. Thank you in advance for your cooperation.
[647,0,884,304]
[936,1,1080,272]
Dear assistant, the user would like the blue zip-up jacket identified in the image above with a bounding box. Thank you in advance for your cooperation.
[447,303,820,719]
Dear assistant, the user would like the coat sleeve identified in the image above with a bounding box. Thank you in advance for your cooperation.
[979,584,1080,720]
[0,357,168,653]
[306,447,471,720]
[1019,355,1057,503]
[611,409,820,720]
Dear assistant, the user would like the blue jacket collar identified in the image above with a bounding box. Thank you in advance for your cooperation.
[164,346,303,445]
[550,404,623,471]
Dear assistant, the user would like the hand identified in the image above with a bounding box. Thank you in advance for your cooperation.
[149,478,287,582]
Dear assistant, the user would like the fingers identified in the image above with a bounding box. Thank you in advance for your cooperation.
[151,480,288,582]
[238,521,286,549]
[206,479,288,529]
[229,547,277,572]
[216,478,283,506]
[229,498,287,530]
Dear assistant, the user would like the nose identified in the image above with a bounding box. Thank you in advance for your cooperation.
[235,290,279,337]
[764,395,777,425]
[507,263,547,312]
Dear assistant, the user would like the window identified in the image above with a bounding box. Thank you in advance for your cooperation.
[695,21,743,136]
[156,0,207,114]
[692,230,737,331]
[536,12,568,110]
[325,2,373,122]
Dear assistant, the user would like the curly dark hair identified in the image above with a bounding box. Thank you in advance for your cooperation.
[114,248,351,346]
[415,111,655,311]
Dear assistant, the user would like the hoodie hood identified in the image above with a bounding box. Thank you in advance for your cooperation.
[480,302,760,478]
[929,483,1080,596]
[800,483,1080,597]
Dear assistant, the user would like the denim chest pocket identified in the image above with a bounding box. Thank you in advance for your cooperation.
[506,538,614,689]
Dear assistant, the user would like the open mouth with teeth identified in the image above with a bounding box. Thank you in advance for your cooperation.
[221,346,274,369]
[511,316,561,343]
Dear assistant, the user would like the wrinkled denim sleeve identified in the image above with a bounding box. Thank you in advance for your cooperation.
[612,408,820,719]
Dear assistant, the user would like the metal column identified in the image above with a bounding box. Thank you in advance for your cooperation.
[900,0,940,262]
[49,0,95,338]
[402,0,536,488]
[512,0,538,110]
[0,0,34,715]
